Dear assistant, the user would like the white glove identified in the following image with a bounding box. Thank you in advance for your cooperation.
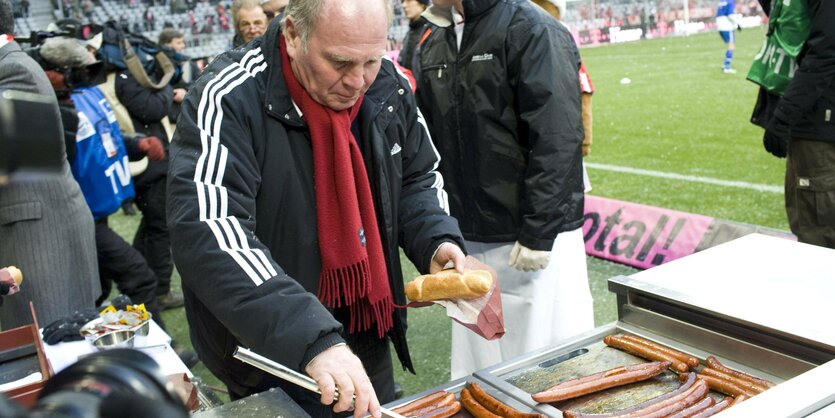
[508,241,551,272]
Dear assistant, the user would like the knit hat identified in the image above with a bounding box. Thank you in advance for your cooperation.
[416,0,430,6]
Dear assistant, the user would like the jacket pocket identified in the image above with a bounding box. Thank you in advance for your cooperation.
[0,201,43,226]
[796,171,835,226]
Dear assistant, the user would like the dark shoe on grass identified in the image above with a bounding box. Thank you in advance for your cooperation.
[157,291,185,310]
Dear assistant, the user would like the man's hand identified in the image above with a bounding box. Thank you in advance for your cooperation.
[508,241,551,272]
[429,242,466,274]
[305,344,381,418]
[138,136,165,161]
[173,88,187,103]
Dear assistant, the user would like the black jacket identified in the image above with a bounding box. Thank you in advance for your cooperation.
[416,0,585,251]
[115,70,173,189]
[767,0,835,142]
[167,19,464,392]
[398,18,430,75]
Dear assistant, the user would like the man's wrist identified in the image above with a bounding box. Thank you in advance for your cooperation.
[301,332,346,370]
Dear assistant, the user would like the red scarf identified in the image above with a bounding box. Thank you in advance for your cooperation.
[280,37,393,337]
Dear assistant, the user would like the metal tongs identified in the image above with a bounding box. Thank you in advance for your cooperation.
[233,346,406,418]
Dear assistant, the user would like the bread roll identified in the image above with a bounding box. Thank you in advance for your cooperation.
[405,269,492,302]
[7,266,23,285]
[1,265,23,286]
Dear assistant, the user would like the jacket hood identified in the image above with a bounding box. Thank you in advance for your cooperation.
[424,0,499,27]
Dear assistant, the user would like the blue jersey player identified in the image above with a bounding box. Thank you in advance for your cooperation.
[716,0,739,73]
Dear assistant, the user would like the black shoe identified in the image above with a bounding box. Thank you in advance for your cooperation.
[175,348,200,368]
[394,382,404,399]
[157,291,185,310]
[122,201,138,216]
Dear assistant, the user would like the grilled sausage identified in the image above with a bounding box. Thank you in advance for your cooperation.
[688,397,732,418]
[461,388,501,418]
[615,378,709,417]
[693,374,757,398]
[705,356,775,388]
[604,335,689,373]
[730,394,748,406]
[562,373,697,418]
[664,396,715,418]
[532,361,669,403]
[417,401,461,418]
[404,393,456,417]
[467,383,546,418]
[699,367,768,394]
[620,335,700,369]
[392,391,448,415]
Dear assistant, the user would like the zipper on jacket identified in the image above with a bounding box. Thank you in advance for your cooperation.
[422,63,447,79]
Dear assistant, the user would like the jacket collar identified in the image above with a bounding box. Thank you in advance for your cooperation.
[259,18,305,127]
[423,0,499,27]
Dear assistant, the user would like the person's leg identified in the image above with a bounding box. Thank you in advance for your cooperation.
[720,30,735,73]
[133,178,180,307]
[94,217,165,328]
[785,139,835,249]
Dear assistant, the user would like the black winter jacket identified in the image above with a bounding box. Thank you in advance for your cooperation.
[767,0,835,142]
[167,20,464,392]
[416,0,585,251]
[115,70,173,190]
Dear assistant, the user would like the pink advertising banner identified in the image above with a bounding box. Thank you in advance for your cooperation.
[582,195,714,270]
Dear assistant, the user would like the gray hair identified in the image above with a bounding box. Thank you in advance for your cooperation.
[281,0,393,50]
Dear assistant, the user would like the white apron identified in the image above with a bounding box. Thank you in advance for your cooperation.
[450,227,594,379]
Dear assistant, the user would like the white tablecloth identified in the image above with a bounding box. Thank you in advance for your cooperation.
[40,319,192,377]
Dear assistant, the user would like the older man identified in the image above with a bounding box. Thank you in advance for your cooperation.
[167,0,467,417]
[230,0,268,48]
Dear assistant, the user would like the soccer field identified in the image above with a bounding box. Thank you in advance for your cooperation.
[582,28,787,231]
[114,26,789,402]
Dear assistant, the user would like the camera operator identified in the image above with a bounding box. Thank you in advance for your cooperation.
[0,0,100,330]
[36,35,167,336]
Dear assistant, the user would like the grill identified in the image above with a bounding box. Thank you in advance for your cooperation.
[386,234,835,417]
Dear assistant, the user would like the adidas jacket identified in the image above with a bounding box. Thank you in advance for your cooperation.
[167,20,464,391]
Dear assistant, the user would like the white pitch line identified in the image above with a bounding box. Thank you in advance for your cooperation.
[586,162,783,193]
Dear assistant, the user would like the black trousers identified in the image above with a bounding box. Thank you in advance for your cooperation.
[95,218,164,327]
[228,330,396,418]
[133,176,174,296]
[786,138,835,249]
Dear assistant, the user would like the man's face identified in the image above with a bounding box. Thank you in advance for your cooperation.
[237,7,268,43]
[260,0,288,22]
[401,0,426,21]
[284,2,388,111]
[168,36,186,52]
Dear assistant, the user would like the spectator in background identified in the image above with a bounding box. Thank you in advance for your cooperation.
[416,0,593,379]
[259,0,287,23]
[216,2,230,31]
[396,0,429,78]
[748,0,835,248]
[159,27,200,122]
[716,0,739,74]
[144,6,155,31]
[82,0,94,22]
[0,0,100,330]
[230,0,267,48]
[20,0,29,17]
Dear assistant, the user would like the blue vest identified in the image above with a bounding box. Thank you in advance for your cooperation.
[70,87,135,220]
